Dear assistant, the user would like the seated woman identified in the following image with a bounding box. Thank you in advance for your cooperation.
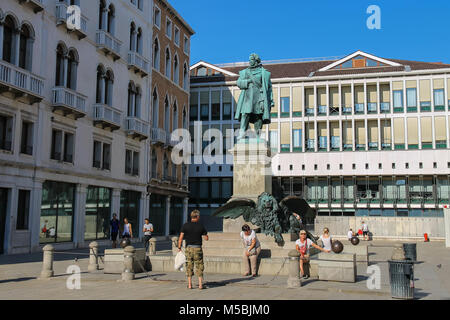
[296,230,330,279]
[240,224,261,277]
[318,227,333,252]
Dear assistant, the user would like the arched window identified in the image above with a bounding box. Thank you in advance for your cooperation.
[66,49,78,90]
[99,0,106,30]
[173,55,179,85]
[135,86,142,118]
[127,82,136,117]
[3,16,17,64]
[136,28,143,54]
[165,48,171,78]
[107,4,115,34]
[19,24,33,71]
[183,63,189,90]
[172,101,178,131]
[153,38,160,70]
[164,96,170,132]
[105,69,114,106]
[96,65,105,104]
[152,88,159,128]
[55,43,66,86]
[130,22,136,51]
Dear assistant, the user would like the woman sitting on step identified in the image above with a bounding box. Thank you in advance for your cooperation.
[240,224,261,277]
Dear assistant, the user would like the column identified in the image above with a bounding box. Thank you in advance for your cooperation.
[377,81,381,114]
[390,80,394,150]
[165,196,171,236]
[101,7,108,31]
[111,189,121,220]
[13,28,20,66]
[404,116,408,150]
[377,118,382,151]
[73,184,87,248]
[418,115,422,149]
[432,115,436,149]
[139,193,148,239]
[183,197,189,224]
[30,179,44,253]
[5,188,18,254]
[364,82,367,115]
[352,118,356,151]
[326,120,330,152]
[365,118,368,151]
[339,118,343,152]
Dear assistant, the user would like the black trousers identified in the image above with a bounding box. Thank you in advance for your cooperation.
[144,235,152,251]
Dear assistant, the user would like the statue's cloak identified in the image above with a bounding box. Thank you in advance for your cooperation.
[234,67,274,125]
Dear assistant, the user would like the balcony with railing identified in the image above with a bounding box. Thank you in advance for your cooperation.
[52,87,87,119]
[56,2,88,40]
[93,104,122,131]
[0,60,44,104]
[125,117,149,141]
[96,30,122,60]
[18,0,44,13]
[166,133,179,148]
[151,127,167,145]
[128,51,149,77]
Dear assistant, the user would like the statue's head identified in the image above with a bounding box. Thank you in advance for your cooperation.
[249,53,261,67]
[257,192,279,213]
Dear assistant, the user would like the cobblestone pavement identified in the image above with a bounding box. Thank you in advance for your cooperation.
[0,240,449,300]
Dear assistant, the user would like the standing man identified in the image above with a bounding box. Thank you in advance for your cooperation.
[178,210,208,290]
[362,221,369,241]
[143,218,154,252]
[110,213,120,248]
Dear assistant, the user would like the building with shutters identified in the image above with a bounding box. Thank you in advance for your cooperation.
[189,51,450,236]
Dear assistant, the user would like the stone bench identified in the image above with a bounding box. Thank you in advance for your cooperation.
[342,244,369,264]
[104,248,148,274]
[309,253,357,283]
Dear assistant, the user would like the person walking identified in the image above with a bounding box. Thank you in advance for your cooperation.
[143,218,154,252]
[240,224,261,277]
[110,213,120,248]
[296,230,330,279]
[318,227,333,251]
[122,217,133,239]
[361,221,369,241]
[177,210,208,290]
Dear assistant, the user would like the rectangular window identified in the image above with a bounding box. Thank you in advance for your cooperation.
[393,90,403,111]
[281,97,290,116]
[319,136,327,150]
[132,151,139,176]
[103,143,111,170]
[20,121,33,155]
[269,131,278,153]
[154,6,161,28]
[293,129,302,150]
[63,133,74,163]
[184,36,190,55]
[434,89,445,110]
[166,18,172,39]
[125,150,132,174]
[200,104,209,121]
[331,136,340,149]
[174,27,180,46]
[51,129,63,160]
[406,88,417,108]
[223,103,231,120]
[93,141,102,168]
[85,187,111,241]
[190,105,198,121]
[16,190,30,230]
[0,115,13,151]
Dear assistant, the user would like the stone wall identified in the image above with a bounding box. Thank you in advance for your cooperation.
[314,216,445,239]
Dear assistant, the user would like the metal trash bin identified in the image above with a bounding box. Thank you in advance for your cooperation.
[388,260,415,300]
[402,243,417,261]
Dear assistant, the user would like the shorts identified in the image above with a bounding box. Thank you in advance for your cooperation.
[363,231,369,236]
[111,232,118,241]
[300,254,310,262]
[185,247,204,278]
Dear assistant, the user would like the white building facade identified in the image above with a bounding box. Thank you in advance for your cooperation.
[0,0,173,254]
[189,52,450,237]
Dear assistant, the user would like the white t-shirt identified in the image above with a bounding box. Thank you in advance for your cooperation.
[144,223,153,236]
[240,230,260,249]
[362,223,369,232]
[319,235,332,251]
[295,238,313,255]
[347,230,353,239]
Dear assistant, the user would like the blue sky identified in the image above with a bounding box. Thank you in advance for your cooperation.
[170,0,450,65]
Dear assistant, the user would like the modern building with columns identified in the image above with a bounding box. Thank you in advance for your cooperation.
[189,51,450,234]
[0,0,192,255]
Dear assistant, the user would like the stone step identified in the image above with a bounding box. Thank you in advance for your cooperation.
[208,232,297,243]
[202,239,297,250]
[201,247,296,258]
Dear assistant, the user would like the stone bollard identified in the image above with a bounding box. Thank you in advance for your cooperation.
[172,236,179,256]
[148,238,157,256]
[121,245,135,281]
[88,241,99,272]
[392,244,406,261]
[40,244,54,279]
[287,250,302,288]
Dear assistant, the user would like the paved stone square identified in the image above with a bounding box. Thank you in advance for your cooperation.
[0,240,449,300]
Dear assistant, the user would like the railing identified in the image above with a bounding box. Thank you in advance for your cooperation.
[52,87,86,114]
[93,104,121,128]
[0,60,44,97]
[56,3,88,34]
[125,117,149,137]
[166,133,179,147]
[151,128,167,144]
[96,30,122,56]
[128,51,149,73]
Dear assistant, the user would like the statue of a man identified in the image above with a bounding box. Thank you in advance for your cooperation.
[235,53,274,140]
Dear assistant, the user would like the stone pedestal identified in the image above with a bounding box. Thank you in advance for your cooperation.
[230,139,272,202]
[224,139,272,232]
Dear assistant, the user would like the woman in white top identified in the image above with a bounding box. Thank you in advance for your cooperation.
[122,218,133,239]
[319,227,333,251]
[240,224,261,277]
[296,230,330,279]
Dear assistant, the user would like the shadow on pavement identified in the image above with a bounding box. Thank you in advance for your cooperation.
[0,277,36,284]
